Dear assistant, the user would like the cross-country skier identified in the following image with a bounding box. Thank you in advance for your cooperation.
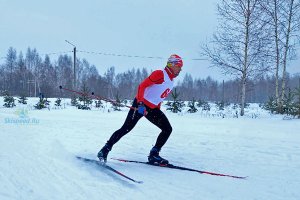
[97,54,183,165]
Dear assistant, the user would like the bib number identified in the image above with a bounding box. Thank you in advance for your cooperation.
[160,88,171,98]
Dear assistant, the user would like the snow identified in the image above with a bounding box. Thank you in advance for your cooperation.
[0,97,300,200]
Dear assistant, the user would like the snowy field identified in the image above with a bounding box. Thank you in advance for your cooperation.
[0,97,300,200]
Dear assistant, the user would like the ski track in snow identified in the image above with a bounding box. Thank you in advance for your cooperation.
[0,98,300,200]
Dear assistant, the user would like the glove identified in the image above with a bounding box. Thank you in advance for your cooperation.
[137,102,146,115]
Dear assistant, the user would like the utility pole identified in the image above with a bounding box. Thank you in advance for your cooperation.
[65,40,76,89]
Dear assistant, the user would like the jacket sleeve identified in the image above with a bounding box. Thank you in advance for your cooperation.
[136,70,164,102]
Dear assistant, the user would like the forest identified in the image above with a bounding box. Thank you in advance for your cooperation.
[0,47,299,104]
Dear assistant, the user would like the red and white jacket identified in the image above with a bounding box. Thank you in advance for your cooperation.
[136,67,175,109]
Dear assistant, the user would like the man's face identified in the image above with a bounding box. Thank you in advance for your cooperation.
[170,65,182,77]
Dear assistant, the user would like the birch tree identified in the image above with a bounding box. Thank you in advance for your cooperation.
[261,0,300,113]
[260,0,283,106]
[202,0,272,116]
[279,0,300,112]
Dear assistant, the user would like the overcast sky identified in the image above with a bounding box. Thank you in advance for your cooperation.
[1,0,299,81]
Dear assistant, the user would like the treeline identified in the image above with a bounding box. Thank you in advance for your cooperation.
[0,47,149,99]
[177,73,300,103]
[202,0,300,115]
[0,47,299,103]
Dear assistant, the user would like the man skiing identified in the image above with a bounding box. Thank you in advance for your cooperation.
[97,54,183,165]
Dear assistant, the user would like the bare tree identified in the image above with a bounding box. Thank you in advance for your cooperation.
[202,0,272,116]
[104,66,116,99]
[260,0,283,105]
[5,47,17,93]
[56,55,73,93]
[261,0,300,112]
[279,0,300,112]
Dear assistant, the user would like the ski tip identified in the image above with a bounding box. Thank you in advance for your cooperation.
[76,156,106,165]
[227,175,248,179]
[76,156,83,160]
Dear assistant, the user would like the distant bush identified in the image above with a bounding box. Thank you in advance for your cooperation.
[3,90,16,108]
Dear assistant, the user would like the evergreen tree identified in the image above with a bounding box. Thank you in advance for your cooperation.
[3,90,16,108]
[35,93,51,110]
[187,98,198,113]
[292,86,300,118]
[34,96,47,109]
[95,100,103,108]
[282,89,295,116]
[216,101,225,111]
[18,94,28,104]
[196,99,205,107]
[55,98,62,107]
[112,92,122,111]
[263,96,277,114]
[71,95,78,106]
[77,83,92,110]
[197,99,210,111]
[123,99,128,106]
[166,88,184,113]
[202,102,211,111]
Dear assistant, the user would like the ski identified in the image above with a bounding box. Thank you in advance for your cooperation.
[111,158,247,179]
[76,156,143,184]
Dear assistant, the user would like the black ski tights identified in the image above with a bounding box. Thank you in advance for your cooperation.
[106,98,172,150]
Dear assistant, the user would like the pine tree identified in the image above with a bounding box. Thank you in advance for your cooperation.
[293,86,300,118]
[187,98,198,113]
[18,94,28,104]
[282,88,295,116]
[71,95,78,106]
[197,99,210,111]
[197,99,213,111]
[166,88,184,113]
[216,101,225,111]
[112,92,122,111]
[55,98,62,107]
[34,93,50,110]
[95,100,103,108]
[263,96,277,114]
[165,100,172,108]
[78,83,92,110]
[196,99,205,107]
[3,91,16,108]
[34,97,47,109]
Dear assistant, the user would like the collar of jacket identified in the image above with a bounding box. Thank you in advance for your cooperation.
[164,67,175,81]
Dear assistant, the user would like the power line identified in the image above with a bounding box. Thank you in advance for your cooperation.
[77,50,207,61]
[40,51,73,56]
[78,50,165,60]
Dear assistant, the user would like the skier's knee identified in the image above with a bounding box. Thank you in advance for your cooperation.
[165,124,172,135]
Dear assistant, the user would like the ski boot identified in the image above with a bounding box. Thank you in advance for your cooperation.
[97,144,111,163]
[148,147,169,165]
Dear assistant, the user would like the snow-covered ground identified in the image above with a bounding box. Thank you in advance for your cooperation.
[0,97,299,200]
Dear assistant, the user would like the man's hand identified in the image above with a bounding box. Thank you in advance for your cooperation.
[137,102,146,115]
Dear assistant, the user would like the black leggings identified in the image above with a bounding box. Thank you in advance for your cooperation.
[106,98,172,150]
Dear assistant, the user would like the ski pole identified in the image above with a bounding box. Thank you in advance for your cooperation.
[59,86,137,111]
[90,92,136,110]
[90,92,149,117]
